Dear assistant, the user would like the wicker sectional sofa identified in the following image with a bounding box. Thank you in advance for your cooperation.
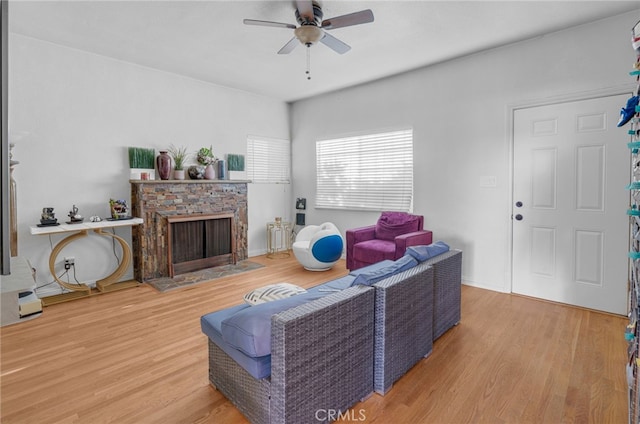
[200,246,462,424]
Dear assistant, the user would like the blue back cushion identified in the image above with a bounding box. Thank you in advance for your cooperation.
[349,260,395,277]
[351,254,418,287]
[406,241,450,261]
[221,291,329,358]
[201,310,272,380]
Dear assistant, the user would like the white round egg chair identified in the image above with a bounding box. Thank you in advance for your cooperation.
[292,222,344,271]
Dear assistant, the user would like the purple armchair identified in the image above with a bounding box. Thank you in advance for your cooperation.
[346,212,433,271]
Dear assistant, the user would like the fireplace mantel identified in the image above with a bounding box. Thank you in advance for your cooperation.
[130,179,251,185]
[130,180,248,282]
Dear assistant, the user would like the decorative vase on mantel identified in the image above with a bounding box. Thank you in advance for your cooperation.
[156,151,172,180]
[204,163,216,180]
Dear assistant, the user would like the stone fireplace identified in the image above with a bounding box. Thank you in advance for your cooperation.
[130,180,248,282]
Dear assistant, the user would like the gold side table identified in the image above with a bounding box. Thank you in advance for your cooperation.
[266,217,292,259]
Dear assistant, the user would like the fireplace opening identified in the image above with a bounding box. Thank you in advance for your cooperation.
[166,213,236,277]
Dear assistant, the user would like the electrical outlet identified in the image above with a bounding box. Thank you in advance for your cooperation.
[64,257,75,270]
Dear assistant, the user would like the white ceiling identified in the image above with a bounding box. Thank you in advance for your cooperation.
[8,1,640,102]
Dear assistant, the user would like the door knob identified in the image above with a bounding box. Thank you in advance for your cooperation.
[515,201,523,208]
[515,214,523,221]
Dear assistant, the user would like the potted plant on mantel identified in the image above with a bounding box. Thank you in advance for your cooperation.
[196,145,217,180]
[168,144,188,180]
[128,147,156,180]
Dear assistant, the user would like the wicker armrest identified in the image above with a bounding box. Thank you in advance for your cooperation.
[424,250,462,340]
[270,285,375,424]
[373,263,434,394]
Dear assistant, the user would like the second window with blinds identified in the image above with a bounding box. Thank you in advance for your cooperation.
[246,136,291,184]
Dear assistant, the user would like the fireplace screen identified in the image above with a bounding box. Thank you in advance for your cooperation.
[167,213,236,276]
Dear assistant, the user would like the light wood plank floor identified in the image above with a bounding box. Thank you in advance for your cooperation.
[0,255,628,423]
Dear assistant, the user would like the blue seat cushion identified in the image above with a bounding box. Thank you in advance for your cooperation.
[220,290,330,358]
[350,255,418,286]
[202,303,250,335]
[406,241,450,261]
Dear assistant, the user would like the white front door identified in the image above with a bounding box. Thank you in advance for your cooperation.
[512,94,629,314]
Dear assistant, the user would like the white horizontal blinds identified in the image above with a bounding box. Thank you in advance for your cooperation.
[316,128,413,211]
[247,136,291,184]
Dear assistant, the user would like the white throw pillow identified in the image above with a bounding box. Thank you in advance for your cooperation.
[243,282,307,306]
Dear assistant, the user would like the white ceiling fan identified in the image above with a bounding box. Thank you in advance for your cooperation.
[243,0,374,78]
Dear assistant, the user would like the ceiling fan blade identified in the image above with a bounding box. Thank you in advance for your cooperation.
[277,37,299,54]
[295,0,315,22]
[320,32,351,54]
[321,9,374,30]
[243,19,296,29]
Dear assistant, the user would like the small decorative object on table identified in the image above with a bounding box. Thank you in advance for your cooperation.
[38,207,58,227]
[109,199,129,220]
[66,205,84,224]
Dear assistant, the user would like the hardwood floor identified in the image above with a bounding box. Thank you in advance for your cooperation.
[0,255,628,423]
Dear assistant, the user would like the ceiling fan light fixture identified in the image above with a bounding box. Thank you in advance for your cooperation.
[294,25,324,45]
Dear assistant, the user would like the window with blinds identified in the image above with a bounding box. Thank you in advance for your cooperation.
[247,136,291,184]
[316,128,414,212]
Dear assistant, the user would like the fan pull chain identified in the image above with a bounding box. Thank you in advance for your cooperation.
[306,44,311,80]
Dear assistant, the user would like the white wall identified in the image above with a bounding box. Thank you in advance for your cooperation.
[10,34,290,292]
[290,11,639,293]
[11,10,639,295]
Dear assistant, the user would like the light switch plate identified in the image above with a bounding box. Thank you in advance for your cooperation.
[479,176,497,187]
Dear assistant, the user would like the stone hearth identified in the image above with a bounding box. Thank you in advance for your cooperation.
[130,180,248,282]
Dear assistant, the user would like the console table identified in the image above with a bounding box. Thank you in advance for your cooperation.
[30,218,143,306]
